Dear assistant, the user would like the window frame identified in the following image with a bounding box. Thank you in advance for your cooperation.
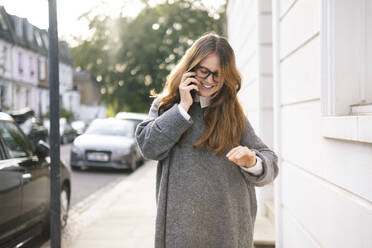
[0,120,33,159]
[321,0,372,144]
[0,132,7,160]
[39,57,46,80]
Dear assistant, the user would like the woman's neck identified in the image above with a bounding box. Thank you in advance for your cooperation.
[194,94,211,108]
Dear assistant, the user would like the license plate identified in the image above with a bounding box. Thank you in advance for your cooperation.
[86,152,109,162]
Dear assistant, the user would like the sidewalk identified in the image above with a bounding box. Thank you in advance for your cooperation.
[46,160,157,248]
[42,159,273,248]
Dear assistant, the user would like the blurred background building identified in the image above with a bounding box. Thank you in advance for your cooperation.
[227,0,372,247]
[0,5,106,124]
[74,70,106,123]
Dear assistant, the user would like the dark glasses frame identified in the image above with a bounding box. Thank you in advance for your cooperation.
[193,65,219,83]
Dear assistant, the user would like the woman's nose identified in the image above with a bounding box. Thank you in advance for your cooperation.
[205,73,214,84]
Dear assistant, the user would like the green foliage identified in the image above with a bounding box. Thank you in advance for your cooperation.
[71,0,225,113]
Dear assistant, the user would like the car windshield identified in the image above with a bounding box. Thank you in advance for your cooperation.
[85,119,134,138]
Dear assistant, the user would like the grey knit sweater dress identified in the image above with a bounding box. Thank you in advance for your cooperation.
[135,97,279,248]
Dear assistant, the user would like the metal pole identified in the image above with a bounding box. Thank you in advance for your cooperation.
[48,0,61,247]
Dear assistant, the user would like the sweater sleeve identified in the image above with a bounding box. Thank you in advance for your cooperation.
[239,117,279,187]
[240,156,263,175]
[135,97,193,161]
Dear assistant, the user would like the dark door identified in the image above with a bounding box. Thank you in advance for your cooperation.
[0,121,49,235]
[0,124,23,244]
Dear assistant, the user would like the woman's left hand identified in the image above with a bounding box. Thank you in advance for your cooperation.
[226,145,257,168]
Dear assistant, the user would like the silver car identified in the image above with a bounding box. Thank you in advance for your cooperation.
[115,112,148,126]
[70,118,143,171]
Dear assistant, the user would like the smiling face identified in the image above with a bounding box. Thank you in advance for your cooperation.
[195,53,222,97]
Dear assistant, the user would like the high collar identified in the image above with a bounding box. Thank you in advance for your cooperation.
[194,94,211,108]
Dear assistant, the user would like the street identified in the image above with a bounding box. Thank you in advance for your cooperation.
[60,144,130,207]
[25,143,135,247]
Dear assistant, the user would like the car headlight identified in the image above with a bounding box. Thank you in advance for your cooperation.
[71,145,83,154]
[114,146,130,155]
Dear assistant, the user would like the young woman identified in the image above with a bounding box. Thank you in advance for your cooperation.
[135,33,279,248]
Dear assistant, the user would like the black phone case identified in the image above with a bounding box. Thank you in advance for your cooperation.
[190,84,196,98]
[188,68,198,99]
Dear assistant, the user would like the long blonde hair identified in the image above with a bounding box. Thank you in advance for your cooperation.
[152,33,246,155]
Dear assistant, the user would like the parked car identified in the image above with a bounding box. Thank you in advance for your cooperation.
[70,118,143,171]
[115,112,148,127]
[8,107,48,146]
[0,112,71,248]
[43,118,77,144]
[71,120,87,136]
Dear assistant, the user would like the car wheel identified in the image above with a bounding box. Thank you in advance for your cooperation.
[130,156,137,172]
[60,185,70,228]
[41,185,70,238]
[71,165,80,171]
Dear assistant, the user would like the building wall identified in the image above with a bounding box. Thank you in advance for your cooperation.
[79,104,106,123]
[74,70,105,122]
[37,88,49,116]
[275,0,372,247]
[38,55,48,88]
[11,45,38,111]
[59,62,80,118]
[227,0,275,217]
[0,39,12,79]
[12,46,38,85]
[62,90,80,113]
[74,71,101,106]
[0,39,12,110]
[59,62,73,94]
[227,0,372,247]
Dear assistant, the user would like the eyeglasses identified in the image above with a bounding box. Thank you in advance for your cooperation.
[193,66,219,83]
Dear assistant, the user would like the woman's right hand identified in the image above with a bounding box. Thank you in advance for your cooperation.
[179,71,200,112]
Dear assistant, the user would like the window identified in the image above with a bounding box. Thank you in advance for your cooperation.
[42,33,48,49]
[321,0,372,116]
[26,23,33,43]
[29,56,34,77]
[321,0,372,143]
[0,85,5,110]
[26,89,30,107]
[15,17,23,37]
[0,46,6,74]
[0,13,7,30]
[18,52,23,74]
[0,121,32,158]
[35,31,43,47]
[39,57,46,80]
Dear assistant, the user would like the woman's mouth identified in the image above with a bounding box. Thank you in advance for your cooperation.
[200,82,215,90]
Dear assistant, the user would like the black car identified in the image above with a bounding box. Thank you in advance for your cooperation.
[0,112,71,248]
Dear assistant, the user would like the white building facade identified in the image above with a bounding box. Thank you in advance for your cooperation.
[11,44,38,112]
[0,39,13,111]
[227,0,372,247]
[227,0,276,245]
[59,41,80,118]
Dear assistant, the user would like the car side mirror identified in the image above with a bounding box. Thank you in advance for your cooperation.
[36,140,50,158]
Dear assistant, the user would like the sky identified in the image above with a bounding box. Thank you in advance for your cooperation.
[0,0,225,47]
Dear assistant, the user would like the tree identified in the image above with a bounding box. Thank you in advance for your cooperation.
[71,0,225,113]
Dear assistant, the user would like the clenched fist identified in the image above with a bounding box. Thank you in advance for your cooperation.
[226,145,257,168]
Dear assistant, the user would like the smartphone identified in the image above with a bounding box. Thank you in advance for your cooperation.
[188,68,197,99]
[190,82,197,98]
